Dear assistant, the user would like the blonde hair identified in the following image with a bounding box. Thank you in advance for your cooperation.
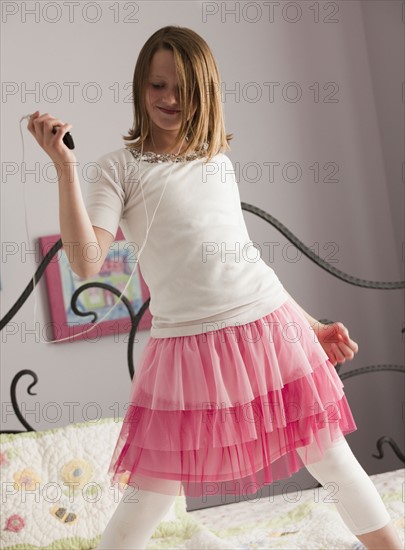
[122,25,233,162]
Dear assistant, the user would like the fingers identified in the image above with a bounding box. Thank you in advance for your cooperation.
[37,113,66,139]
[27,111,40,134]
[28,111,50,139]
[28,112,69,138]
[52,122,73,137]
[335,322,359,354]
[331,342,347,364]
[26,112,73,160]
[322,322,359,367]
[328,346,339,367]
[331,340,357,364]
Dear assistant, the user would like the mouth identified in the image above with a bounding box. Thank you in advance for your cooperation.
[157,106,181,115]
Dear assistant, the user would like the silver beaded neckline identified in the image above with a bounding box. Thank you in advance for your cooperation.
[126,142,209,163]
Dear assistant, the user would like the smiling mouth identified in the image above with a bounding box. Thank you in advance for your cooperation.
[157,106,181,114]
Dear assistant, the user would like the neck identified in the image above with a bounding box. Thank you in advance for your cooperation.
[143,129,187,155]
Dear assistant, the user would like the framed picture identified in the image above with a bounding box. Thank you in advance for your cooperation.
[38,228,152,343]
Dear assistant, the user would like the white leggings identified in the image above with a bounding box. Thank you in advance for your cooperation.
[296,436,391,535]
[97,479,181,550]
[98,438,392,549]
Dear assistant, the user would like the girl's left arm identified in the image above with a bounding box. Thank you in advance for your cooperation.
[283,288,359,366]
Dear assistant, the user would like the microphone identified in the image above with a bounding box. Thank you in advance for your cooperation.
[52,125,75,149]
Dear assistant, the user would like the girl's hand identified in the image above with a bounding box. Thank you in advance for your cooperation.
[313,321,359,366]
[27,111,76,166]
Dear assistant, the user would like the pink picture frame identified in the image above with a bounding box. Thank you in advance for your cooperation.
[38,228,152,343]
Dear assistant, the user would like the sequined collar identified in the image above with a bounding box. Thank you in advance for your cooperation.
[126,142,209,163]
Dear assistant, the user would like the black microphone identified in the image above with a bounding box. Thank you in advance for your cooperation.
[52,126,75,150]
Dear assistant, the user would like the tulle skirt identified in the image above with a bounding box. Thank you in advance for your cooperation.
[107,296,357,497]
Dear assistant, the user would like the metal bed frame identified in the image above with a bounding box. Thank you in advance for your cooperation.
[1,203,404,472]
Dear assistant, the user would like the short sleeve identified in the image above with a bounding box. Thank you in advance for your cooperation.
[221,154,242,211]
[85,153,125,239]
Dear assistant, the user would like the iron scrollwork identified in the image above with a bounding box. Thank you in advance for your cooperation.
[1,203,404,471]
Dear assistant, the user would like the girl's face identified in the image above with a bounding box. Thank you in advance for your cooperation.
[145,48,195,136]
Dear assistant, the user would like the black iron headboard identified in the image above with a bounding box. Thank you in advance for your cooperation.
[1,202,404,469]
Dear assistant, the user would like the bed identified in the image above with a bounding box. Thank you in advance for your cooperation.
[1,202,404,549]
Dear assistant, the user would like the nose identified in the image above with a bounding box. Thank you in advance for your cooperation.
[162,87,180,107]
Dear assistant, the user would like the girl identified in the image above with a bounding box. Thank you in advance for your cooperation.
[28,26,402,550]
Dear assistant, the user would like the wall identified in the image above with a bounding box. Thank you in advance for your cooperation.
[1,0,403,511]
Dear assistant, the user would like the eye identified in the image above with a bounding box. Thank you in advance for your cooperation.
[151,84,164,89]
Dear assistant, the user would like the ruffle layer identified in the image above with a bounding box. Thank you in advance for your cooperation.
[107,297,357,497]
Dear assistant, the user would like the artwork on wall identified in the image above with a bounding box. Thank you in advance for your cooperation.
[38,228,152,343]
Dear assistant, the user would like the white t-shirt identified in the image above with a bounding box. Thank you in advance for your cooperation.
[85,146,288,338]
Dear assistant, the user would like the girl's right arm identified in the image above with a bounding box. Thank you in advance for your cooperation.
[27,111,108,278]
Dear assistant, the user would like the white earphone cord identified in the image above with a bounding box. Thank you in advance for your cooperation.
[19,114,185,344]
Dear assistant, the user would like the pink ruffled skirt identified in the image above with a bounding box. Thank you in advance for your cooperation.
[107,296,357,497]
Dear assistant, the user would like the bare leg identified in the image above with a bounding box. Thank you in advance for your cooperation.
[355,520,403,550]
